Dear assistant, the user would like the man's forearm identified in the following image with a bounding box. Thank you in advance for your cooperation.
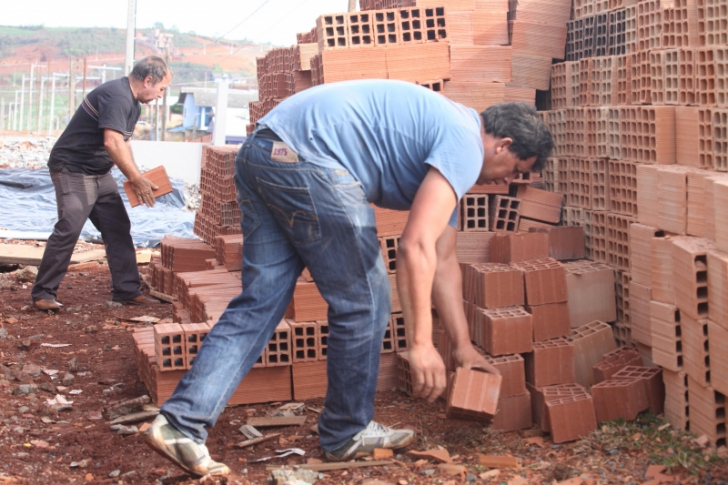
[104,134,141,182]
[396,242,437,349]
[431,254,471,348]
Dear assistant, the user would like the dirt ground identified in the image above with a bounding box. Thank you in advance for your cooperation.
[1,254,727,485]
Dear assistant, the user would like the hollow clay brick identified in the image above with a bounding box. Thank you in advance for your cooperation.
[686,377,727,447]
[491,392,532,431]
[461,194,490,231]
[526,302,571,341]
[484,353,527,398]
[663,369,689,430]
[593,346,642,383]
[568,321,618,388]
[527,382,586,432]
[545,390,598,443]
[651,233,674,304]
[512,258,568,306]
[292,360,328,400]
[377,352,399,393]
[489,195,521,232]
[443,81,506,112]
[650,300,683,372]
[524,337,575,387]
[181,323,210,369]
[397,351,414,396]
[478,306,533,356]
[708,320,728,397]
[288,320,320,362]
[708,250,728,330]
[591,377,650,423]
[390,313,408,352]
[563,260,617,328]
[629,280,652,346]
[516,185,564,223]
[612,365,665,415]
[447,367,503,422]
[681,314,710,387]
[671,236,714,321]
[531,225,586,261]
[154,323,186,372]
[629,223,663,287]
[123,166,174,208]
[456,231,494,263]
[462,262,525,309]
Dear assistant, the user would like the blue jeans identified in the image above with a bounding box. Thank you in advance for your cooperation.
[160,131,392,451]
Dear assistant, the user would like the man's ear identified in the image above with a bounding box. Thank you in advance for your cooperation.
[144,75,155,86]
[495,137,513,154]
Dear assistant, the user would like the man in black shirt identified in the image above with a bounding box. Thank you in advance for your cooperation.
[32,56,172,311]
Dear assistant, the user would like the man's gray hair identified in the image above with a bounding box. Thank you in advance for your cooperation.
[130,56,171,84]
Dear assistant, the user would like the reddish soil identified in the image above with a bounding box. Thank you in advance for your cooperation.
[1,257,727,485]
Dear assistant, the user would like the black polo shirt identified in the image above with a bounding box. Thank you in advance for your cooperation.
[49,77,141,175]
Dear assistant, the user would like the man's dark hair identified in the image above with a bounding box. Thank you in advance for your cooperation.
[480,102,554,172]
[130,56,170,85]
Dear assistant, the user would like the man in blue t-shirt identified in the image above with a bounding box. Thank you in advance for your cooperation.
[32,56,172,311]
[144,79,553,477]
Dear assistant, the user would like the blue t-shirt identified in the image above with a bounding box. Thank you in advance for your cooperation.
[260,79,484,226]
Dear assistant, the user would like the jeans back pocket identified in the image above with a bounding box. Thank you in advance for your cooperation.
[256,177,321,245]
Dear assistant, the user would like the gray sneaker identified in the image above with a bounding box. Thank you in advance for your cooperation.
[143,414,230,477]
[324,420,415,461]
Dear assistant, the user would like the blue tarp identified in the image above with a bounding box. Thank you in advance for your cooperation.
[0,167,196,248]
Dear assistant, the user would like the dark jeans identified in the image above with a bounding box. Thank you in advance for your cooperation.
[31,168,141,302]
[160,130,391,452]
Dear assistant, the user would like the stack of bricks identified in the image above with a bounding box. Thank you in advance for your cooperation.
[248,0,575,133]
[538,0,728,447]
[193,146,242,246]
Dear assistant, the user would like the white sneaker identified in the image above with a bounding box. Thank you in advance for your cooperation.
[143,414,230,477]
[324,420,415,461]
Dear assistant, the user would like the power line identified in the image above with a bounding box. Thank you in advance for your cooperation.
[226,0,313,58]
[212,0,274,43]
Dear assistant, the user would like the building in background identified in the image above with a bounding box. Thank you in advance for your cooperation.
[176,87,257,144]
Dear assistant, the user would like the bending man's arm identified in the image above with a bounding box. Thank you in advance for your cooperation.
[397,167,456,403]
[103,128,157,207]
[432,226,500,375]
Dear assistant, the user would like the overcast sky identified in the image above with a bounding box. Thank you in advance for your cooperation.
[3,0,352,46]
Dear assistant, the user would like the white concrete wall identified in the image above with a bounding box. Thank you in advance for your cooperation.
[130,140,203,184]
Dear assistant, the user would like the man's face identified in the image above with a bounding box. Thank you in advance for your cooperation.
[476,135,537,185]
[138,73,171,104]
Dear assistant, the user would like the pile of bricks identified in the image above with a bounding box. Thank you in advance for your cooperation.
[192,146,242,246]
[246,0,575,133]
[131,0,728,446]
[538,0,728,448]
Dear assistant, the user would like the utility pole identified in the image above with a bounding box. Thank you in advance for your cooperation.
[213,79,228,146]
[348,0,356,12]
[13,90,19,130]
[19,76,26,132]
[82,56,88,99]
[50,73,67,135]
[125,0,137,76]
[27,64,35,131]
[69,57,76,119]
[38,76,46,133]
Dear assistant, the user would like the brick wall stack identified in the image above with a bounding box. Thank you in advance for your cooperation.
[246,0,575,133]
[539,0,728,447]
[193,145,242,246]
